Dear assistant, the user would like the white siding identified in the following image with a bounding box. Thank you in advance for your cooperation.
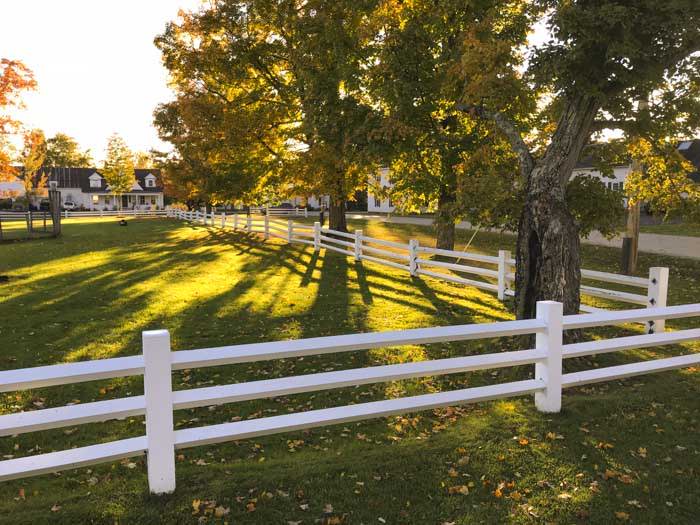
[367,168,395,213]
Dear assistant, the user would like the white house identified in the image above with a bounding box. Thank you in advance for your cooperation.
[572,139,700,189]
[367,167,395,213]
[5,167,165,210]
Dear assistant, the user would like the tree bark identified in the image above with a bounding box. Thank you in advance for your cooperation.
[515,94,600,318]
[329,196,347,232]
[434,187,456,250]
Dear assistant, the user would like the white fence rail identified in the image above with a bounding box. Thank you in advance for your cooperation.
[0,301,698,493]
[2,210,168,219]
[168,210,670,327]
[249,206,309,218]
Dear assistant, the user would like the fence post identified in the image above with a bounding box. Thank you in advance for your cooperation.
[647,267,669,333]
[287,219,294,243]
[408,239,419,276]
[305,208,308,218]
[354,230,363,261]
[497,250,511,301]
[142,329,176,494]
[233,213,239,230]
[264,214,270,240]
[65,210,68,219]
[246,214,252,233]
[534,301,563,413]
[221,213,226,228]
[313,221,321,251]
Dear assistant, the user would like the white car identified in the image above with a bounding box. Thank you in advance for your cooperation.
[62,201,77,210]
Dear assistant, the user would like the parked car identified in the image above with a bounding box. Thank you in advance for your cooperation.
[62,201,77,211]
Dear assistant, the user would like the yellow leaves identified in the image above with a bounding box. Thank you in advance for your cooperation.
[448,485,470,496]
[615,511,631,521]
[637,447,648,458]
[596,441,615,450]
[193,498,231,516]
[546,432,564,440]
[518,437,529,446]
[214,505,230,518]
[603,469,634,484]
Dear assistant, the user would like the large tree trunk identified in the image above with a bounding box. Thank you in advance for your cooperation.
[329,196,347,232]
[515,94,600,319]
[434,187,456,250]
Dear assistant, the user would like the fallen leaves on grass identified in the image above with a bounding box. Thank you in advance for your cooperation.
[447,485,469,496]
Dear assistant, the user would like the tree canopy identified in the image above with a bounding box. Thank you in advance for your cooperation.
[0,59,36,181]
[45,133,92,167]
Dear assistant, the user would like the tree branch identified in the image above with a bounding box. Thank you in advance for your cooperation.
[456,103,534,179]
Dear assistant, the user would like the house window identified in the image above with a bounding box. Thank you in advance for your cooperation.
[138,195,146,205]
[145,175,156,188]
[92,195,99,204]
[104,196,111,205]
[89,174,102,188]
[150,196,156,205]
[373,195,380,207]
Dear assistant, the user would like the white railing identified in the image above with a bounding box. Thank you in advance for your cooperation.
[249,206,309,218]
[168,210,670,327]
[2,209,167,221]
[63,209,167,218]
[0,301,697,493]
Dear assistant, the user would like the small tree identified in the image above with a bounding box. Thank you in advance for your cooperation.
[18,128,47,207]
[102,134,135,213]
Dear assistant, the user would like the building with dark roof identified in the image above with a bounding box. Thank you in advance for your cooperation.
[29,167,164,210]
[573,139,700,190]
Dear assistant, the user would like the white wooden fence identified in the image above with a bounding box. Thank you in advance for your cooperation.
[248,206,309,217]
[1,210,167,220]
[168,210,670,330]
[63,209,167,218]
[0,301,697,493]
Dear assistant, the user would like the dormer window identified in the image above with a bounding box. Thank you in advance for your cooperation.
[144,174,156,188]
[89,173,102,188]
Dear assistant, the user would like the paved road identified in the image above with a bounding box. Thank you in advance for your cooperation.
[347,214,700,260]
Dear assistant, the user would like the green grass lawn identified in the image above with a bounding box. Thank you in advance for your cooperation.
[640,222,700,237]
[0,216,699,524]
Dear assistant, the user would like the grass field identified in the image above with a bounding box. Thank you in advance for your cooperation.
[0,216,699,524]
[640,222,700,237]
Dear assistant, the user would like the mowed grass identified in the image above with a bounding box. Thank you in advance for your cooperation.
[639,221,700,237]
[0,216,698,524]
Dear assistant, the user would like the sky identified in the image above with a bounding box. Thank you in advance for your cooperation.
[2,2,551,165]
[1,0,202,163]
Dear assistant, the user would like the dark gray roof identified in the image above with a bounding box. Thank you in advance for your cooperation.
[36,167,163,193]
